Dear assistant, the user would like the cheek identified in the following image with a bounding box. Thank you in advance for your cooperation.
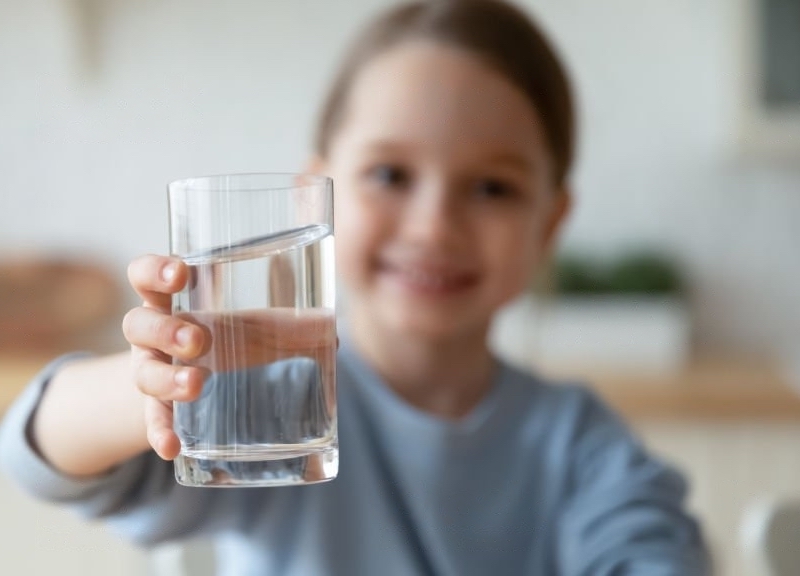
[482,216,545,293]
[333,190,386,281]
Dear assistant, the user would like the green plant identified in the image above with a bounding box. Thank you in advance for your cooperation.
[552,251,683,296]
[606,253,683,294]
[552,255,608,294]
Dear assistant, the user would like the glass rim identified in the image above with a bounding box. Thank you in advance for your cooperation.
[167,172,332,194]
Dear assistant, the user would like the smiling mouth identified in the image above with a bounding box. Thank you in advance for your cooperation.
[377,261,479,295]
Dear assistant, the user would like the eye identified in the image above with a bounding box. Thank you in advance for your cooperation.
[368,164,411,189]
[474,178,517,199]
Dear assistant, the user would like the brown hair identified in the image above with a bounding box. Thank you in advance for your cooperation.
[314,0,576,185]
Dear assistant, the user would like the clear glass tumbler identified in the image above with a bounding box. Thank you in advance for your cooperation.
[168,173,336,487]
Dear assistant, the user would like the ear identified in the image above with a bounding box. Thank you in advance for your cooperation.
[541,186,572,253]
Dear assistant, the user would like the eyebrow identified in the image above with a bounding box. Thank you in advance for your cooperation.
[359,139,537,172]
[483,152,536,172]
[359,139,414,156]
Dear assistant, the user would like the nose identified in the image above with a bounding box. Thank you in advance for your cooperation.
[398,177,466,251]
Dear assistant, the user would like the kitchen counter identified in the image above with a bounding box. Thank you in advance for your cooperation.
[3,355,800,421]
[0,355,50,415]
[540,358,800,421]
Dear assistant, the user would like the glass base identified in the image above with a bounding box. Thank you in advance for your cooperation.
[174,444,338,487]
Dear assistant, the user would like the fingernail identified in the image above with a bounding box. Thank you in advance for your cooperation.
[176,326,193,348]
[156,432,169,457]
[161,263,177,283]
[175,369,190,389]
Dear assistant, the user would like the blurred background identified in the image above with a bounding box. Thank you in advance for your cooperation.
[1,0,799,575]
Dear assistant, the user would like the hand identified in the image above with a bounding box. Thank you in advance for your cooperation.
[122,255,207,460]
[122,255,337,463]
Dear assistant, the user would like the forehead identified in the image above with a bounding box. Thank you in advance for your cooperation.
[335,41,548,159]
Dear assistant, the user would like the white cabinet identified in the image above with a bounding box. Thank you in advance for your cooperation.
[0,473,149,576]
[638,421,800,576]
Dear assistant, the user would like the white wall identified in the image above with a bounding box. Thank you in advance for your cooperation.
[534,0,800,360]
[1,0,798,359]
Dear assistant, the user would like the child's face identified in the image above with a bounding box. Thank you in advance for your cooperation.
[318,41,569,341]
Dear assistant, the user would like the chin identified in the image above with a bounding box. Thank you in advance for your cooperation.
[382,307,485,342]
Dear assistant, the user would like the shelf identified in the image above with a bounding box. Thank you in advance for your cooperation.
[539,359,800,421]
[0,356,50,416]
[3,355,799,422]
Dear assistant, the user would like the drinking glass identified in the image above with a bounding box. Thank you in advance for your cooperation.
[168,173,336,487]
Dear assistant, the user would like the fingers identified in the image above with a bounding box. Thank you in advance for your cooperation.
[134,356,206,402]
[123,306,206,360]
[126,253,199,461]
[144,398,182,460]
[128,254,188,311]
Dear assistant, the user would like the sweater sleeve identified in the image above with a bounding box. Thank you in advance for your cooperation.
[0,354,246,547]
[556,388,712,576]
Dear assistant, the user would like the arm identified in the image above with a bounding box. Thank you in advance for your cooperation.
[0,354,244,546]
[30,256,206,477]
[31,353,148,476]
[0,255,233,545]
[557,390,711,576]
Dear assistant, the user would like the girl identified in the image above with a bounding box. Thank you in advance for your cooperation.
[0,1,710,574]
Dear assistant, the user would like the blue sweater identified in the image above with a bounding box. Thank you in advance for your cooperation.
[0,345,709,575]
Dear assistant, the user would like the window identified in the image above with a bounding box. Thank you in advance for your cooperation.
[741,0,800,161]
[760,0,800,107]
